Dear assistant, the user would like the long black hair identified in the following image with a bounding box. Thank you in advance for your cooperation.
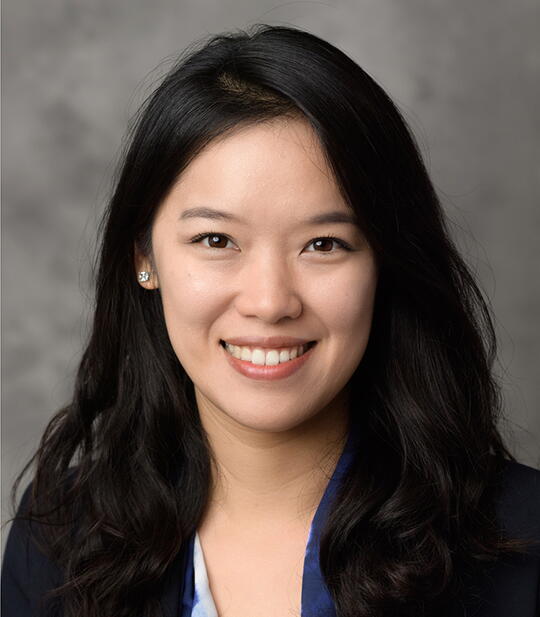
[8,23,534,617]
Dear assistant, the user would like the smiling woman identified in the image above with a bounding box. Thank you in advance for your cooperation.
[2,23,540,617]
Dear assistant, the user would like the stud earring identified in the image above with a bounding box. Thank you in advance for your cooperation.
[138,271,151,282]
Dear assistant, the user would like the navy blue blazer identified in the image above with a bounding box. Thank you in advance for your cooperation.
[2,458,540,617]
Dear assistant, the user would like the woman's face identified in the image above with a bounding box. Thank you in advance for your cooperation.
[137,117,378,433]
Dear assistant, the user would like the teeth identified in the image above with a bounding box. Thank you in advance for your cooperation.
[223,342,309,365]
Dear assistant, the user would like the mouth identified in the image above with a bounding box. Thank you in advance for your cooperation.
[219,339,318,380]
[219,339,318,351]
[219,339,318,365]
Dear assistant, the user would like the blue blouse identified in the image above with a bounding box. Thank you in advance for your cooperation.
[181,426,359,617]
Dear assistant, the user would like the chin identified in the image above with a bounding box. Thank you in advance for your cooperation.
[225,407,316,434]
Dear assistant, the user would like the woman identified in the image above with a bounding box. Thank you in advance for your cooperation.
[2,23,539,617]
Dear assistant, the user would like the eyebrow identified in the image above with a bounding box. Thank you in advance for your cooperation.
[179,206,359,226]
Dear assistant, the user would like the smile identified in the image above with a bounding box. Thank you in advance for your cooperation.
[219,340,318,381]
[220,340,316,365]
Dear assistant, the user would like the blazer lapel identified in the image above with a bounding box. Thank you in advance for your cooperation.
[159,539,191,617]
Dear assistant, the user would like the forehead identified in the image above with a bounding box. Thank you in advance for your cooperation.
[159,117,351,225]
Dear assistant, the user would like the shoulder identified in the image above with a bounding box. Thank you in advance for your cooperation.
[1,469,79,616]
[451,459,540,616]
[495,458,540,553]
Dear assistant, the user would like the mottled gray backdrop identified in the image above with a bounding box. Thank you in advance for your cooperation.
[2,0,539,551]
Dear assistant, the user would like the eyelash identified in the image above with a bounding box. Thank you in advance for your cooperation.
[188,231,352,254]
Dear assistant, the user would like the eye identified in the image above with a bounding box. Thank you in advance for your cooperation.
[188,232,351,254]
[189,232,236,250]
[305,235,351,253]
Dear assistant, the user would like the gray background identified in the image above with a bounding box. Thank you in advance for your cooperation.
[2,0,540,551]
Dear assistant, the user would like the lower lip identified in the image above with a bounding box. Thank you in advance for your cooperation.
[221,342,317,381]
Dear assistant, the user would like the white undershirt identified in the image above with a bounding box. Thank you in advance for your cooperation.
[191,531,219,617]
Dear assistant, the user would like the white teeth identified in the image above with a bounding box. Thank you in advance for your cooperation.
[223,342,310,365]
[252,349,276,365]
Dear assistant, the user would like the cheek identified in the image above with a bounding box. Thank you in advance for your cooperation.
[313,260,378,340]
[159,265,224,339]
[156,258,235,371]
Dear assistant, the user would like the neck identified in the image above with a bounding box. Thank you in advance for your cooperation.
[196,389,351,534]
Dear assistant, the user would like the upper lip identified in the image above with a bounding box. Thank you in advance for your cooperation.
[221,336,316,349]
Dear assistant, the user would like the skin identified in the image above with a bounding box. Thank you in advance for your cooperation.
[135,116,378,538]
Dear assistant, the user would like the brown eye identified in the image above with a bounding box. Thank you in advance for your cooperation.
[207,234,229,249]
[312,238,335,252]
[190,233,234,249]
[305,236,350,254]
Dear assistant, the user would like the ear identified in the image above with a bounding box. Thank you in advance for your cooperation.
[134,244,159,290]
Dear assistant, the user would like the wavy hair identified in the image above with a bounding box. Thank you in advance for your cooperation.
[7,23,534,617]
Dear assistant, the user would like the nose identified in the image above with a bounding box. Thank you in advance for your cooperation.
[234,250,303,323]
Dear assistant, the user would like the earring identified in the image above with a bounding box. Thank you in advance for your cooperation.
[138,271,151,282]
